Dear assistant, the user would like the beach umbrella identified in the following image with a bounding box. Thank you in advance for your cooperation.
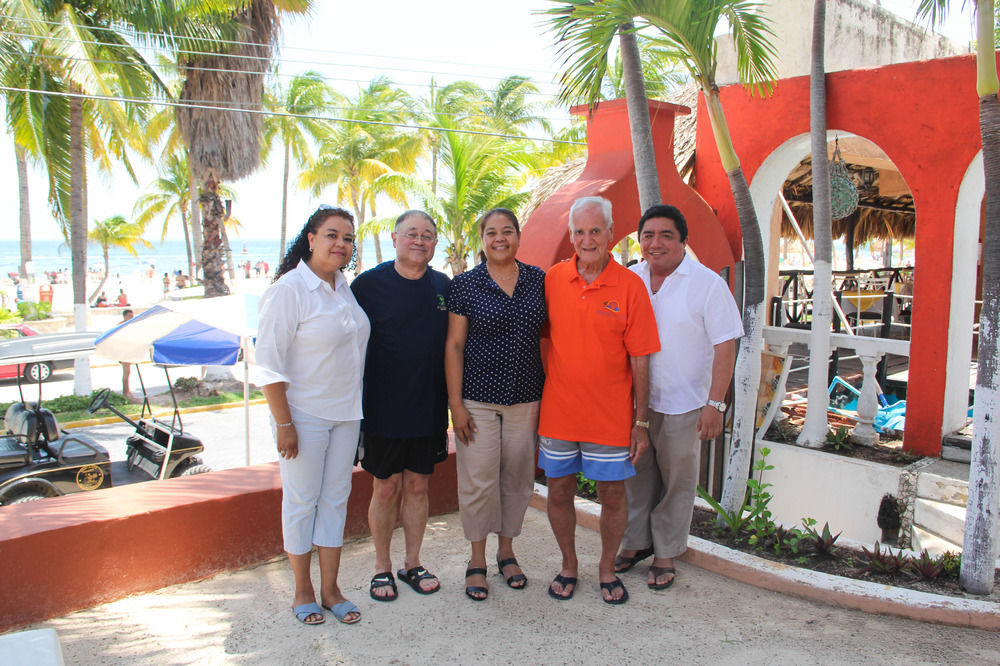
[93,293,260,464]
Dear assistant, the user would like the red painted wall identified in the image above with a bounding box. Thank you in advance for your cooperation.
[0,443,459,632]
[519,99,735,276]
[692,54,988,456]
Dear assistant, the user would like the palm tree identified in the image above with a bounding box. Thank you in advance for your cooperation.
[177,0,311,297]
[543,0,778,519]
[299,76,422,270]
[797,0,833,448]
[917,0,998,595]
[87,214,152,302]
[543,4,663,211]
[134,154,196,275]
[261,70,334,261]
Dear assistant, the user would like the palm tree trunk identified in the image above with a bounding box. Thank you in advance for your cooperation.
[88,247,109,303]
[69,92,91,397]
[200,176,230,297]
[221,219,236,284]
[181,209,193,277]
[619,21,660,211]
[16,145,31,279]
[279,139,290,261]
[798,0,832,448]
[701,88,766,519]
[961,0,999,596]
[189,159,202,281]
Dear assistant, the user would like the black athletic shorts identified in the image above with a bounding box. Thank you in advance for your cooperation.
[359,431,449,479]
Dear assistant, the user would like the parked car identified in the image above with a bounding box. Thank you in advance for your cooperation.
[0,324,98,382]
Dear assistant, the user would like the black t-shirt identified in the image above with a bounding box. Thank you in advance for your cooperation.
[351,261,451,438]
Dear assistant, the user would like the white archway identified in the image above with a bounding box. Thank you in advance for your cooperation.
[943,151,984,435]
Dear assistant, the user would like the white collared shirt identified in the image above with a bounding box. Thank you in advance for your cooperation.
[254,259,370,421]
[631,254,744,414]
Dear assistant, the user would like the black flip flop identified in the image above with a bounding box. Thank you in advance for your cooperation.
[648,566,676,590]
[613,546,654,573]
[547,574,577,600]
[465,567,488,601]
[600,576,629,605]
[369,571,398,602]
[397,566,440,595]
[497,557,528,589]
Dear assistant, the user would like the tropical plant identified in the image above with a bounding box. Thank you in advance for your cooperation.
[543,0,778,522]
[261,70,334,261]
[917,0,998,596]
[299,76,421,270]
[87,214,151,302]
[177,0,312,296]
[134,153,196,275]
[543,3,663,211]
[798,0,833,447]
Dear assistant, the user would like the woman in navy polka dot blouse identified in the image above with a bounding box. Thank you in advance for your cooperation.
[444,208,546,601]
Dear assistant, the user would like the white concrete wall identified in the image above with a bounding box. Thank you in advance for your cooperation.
[756,439,902,545]
[716,0,967,85]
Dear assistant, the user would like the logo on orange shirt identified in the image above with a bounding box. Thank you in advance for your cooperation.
[601,300,620,313]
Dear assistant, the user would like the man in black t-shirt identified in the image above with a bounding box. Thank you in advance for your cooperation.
[351,210,451,601]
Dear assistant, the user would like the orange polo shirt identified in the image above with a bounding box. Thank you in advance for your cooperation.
[539,255,660,447]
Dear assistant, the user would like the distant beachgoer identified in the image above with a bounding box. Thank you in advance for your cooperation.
[95,292,108,307]
[162,272,170,295]
[121,309,135,400]
[444,208,545,601]
[116,290,129,306]
[256,205,369,626]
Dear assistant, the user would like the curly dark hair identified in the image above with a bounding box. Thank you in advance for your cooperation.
[274,206,356,281]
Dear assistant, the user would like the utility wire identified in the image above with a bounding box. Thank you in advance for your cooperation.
[0,84,586,145]
[0,12,562,78]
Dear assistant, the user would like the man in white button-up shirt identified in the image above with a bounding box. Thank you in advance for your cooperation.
[614,204,743,591]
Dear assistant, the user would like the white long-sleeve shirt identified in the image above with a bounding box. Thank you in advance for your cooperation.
[254,260,370,421]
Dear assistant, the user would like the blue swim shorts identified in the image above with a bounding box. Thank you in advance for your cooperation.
[538,436,635,481]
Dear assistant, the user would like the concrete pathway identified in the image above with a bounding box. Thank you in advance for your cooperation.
[33,509,1000,665]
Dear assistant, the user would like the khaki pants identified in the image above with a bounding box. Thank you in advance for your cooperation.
[456,400,539,542]
[622,408,701,559]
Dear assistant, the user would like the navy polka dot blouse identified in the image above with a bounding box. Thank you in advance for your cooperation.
[446,260,546,406]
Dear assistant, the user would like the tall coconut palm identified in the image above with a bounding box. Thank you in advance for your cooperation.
[543,4,663,211]
[917,0,998,595]
[134,153,196,275]
[544,0,777,518]
[87,214,151,301]
[419,79,483,196]
[177,0,311,296]
[299,76,421,270]
[261,70,333,261]
[797,0,833,448]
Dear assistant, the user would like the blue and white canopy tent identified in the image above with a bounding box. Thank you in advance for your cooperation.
[93,294,259,463]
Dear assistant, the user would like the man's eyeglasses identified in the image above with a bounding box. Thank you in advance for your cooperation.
[402,232,436,243]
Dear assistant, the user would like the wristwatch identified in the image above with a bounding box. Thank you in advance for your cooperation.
[634,419,649,429]
[706,400,727,413]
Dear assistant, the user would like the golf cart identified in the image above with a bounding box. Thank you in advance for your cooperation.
[0,352,210,506]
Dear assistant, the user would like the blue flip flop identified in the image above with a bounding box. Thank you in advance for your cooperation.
[324,600,361,624]
[292,602,325,625]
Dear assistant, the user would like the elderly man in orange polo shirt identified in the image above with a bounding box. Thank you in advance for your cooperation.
[538,196,660,605]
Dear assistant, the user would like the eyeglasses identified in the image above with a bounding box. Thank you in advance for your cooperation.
[401,232,436,243]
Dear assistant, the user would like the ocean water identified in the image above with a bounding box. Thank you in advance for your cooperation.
[0,238,386,278]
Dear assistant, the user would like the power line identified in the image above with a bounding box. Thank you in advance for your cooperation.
[0,12,563,78]
[0,84,586,146]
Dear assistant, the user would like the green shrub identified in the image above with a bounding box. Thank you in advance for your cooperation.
[16,301,52,321]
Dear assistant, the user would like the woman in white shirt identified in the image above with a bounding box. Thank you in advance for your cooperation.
[256,206,370,626]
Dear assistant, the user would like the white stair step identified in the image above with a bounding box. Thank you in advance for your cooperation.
[913,497,966,545]
[917,470,969,506]
[910,525,962,557]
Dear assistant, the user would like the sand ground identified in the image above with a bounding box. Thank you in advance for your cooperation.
[33,509,1000,665]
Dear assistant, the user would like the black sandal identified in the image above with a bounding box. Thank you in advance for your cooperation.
[369,571,398,602]
[547,574,576,600]
[600,576,629,605]
[465,567,488,601]
[613,546,654,573]
[497,557,527,589]
[397,566,440,595]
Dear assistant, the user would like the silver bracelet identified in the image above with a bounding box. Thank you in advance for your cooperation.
[276,421,293,428]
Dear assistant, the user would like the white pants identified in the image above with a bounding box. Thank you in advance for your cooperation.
[275,406,359,555]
